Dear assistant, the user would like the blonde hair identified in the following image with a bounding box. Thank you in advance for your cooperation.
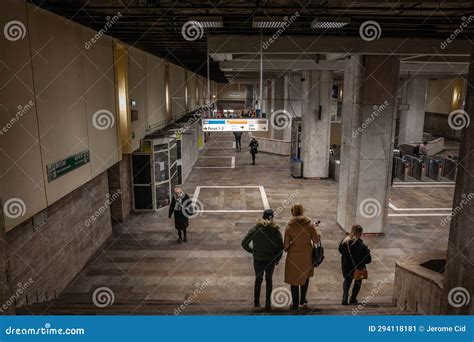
[291,203,305,217]
[344,224,363,244]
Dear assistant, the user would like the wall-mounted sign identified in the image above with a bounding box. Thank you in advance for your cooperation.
[202,119,268,132]
[47,150,90,182]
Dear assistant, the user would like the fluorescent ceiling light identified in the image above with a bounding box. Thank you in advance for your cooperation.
[252,17,287,28]
[189,16,223,28]
[311,17,350,29]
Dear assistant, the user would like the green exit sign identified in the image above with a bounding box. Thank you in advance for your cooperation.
[47,150,90,182]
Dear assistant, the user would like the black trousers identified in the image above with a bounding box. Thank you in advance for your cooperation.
[290,278,309,307]
[251,152,256,164]
[177,228,187,240]
[253,260,276,306]
[235,138,241,150]
[343,275,362,301]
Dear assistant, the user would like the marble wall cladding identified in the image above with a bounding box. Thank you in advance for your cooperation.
[5,172,112,308]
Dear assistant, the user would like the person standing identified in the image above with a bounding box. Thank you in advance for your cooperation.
[338,224,372,305]
[249,138,259,165]
[242,209,283,310]
[284,204,321,310]
[233,131,243,151]
[168,186,192,242]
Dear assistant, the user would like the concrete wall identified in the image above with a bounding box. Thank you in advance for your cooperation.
[169,63,186,120]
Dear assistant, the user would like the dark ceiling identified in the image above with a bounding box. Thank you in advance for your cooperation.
[28,1,474,82]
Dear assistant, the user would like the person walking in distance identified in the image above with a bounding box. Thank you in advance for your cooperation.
[168,186,193,242]
[338,224,372,305]
[233,131,243,151]
[241,209,283,310]
[249,137,259,165]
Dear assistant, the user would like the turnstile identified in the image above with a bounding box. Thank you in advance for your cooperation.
[427,156,444,181]
[394,157,409,181]
[403,155,427,181]
[443,157,457,181]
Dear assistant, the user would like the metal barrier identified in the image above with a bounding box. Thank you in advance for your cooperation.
[403,155,427,180]
[427,156,444,181]
[443,157,457,181]
[394,157,409,181]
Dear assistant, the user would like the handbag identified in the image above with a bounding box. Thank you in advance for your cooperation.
[312,241,324,267]
[347,241,368,280]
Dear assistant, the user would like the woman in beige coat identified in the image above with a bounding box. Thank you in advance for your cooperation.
[284,204,321,310]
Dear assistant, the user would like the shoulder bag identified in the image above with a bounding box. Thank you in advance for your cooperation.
[347,241,368,280]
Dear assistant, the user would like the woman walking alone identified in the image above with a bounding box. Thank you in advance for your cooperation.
[284,204,321,310]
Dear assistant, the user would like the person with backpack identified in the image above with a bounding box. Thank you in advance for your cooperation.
[242,209,283,310]
[338,224,372,305]
[249,138,259,165]
[233,131,243,151]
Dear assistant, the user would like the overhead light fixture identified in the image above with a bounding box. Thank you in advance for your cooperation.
[311,17,350,29]
[189,16,223,28]
[252,17,288,28]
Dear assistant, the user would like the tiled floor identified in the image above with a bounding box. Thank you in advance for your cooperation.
[26,132,454,315]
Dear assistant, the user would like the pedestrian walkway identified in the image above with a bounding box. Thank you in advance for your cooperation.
[19,133,452,315]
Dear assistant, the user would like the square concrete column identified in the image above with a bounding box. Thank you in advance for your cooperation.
[398,75,428,145]
[441,46,474,315]
[271,77,285,140]
[0,200,13,315]
[337,55,400,234]
[300,70,332,178]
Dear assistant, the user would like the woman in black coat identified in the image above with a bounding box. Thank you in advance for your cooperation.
[338,224,372,305]
[168,187,192,242]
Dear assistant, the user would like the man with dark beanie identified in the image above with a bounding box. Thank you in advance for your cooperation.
[241,209,284,310]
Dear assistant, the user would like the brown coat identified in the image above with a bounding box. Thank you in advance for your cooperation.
[283,216,321,285]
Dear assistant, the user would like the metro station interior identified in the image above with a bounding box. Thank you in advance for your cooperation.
[1,0,473,315]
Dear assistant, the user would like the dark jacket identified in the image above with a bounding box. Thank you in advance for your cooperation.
[168,193,192,230]
[241,220,283,263]
[233,132,243,139]
[338,238,372,278]
[249,140,259,154]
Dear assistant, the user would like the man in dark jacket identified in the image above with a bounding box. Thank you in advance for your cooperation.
[338,225,372,305]
[242,209,283,309]
[249,138,259,165]
[233,131,243,151]
[169,186,192,242]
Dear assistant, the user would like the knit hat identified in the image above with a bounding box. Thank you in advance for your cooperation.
[262,209,274,220]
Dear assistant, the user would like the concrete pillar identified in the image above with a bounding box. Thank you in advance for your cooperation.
[0,199,13,315]
[441,47,474,315]
[398,76,428,145]
[337,55,400,234]
[300,70,332,178]
[272,77,285,140]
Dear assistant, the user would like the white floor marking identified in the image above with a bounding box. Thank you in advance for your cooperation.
[191,185,269,213]
[393,184,454,188]
[389,213,451,217]
[389,202,452,211]
[393,181,455,185]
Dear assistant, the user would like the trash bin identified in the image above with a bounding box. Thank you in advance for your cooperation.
[291,158,303,178]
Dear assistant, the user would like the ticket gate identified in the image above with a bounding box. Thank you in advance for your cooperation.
[442,157,457,181]
[393,157,409,181]
[403,155,427,181]
[427,157,444,181]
